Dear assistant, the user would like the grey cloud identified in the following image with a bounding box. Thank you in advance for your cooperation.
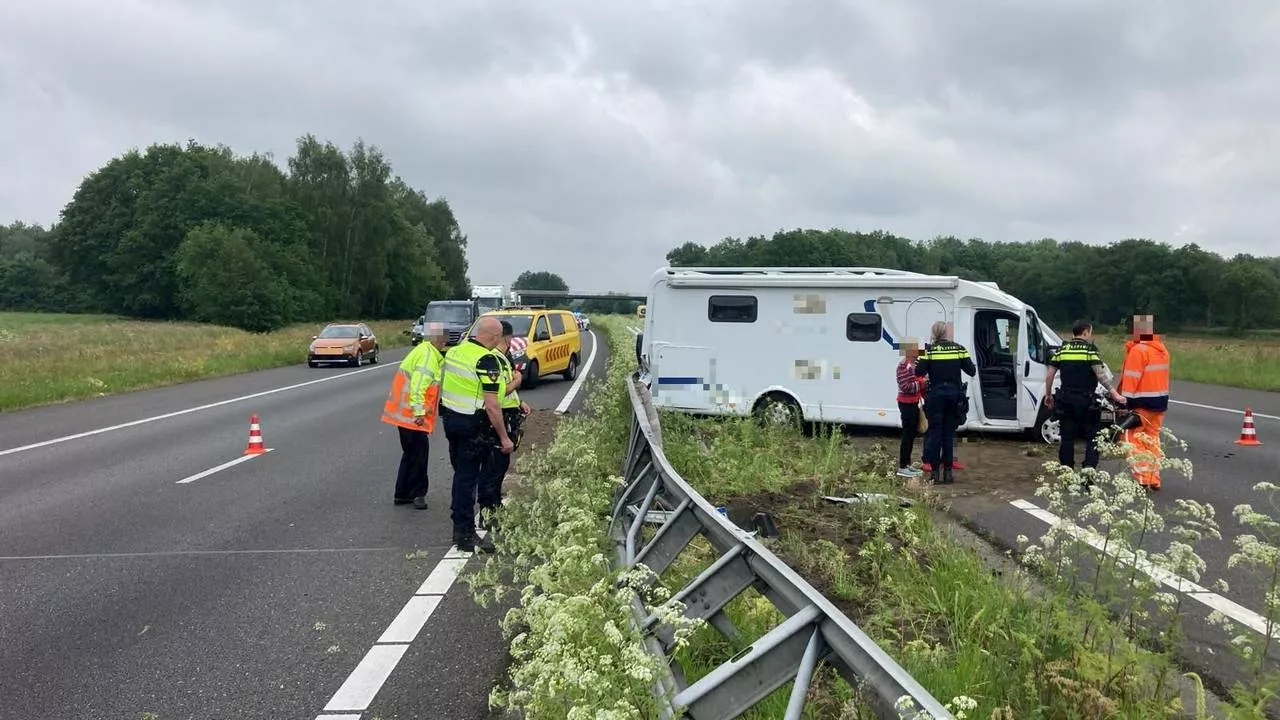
[2,0,1279,294]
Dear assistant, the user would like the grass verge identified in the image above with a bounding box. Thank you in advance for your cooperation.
[656,410,1280,719]
[463,315,703,718]
[0,311,414,411]
[1089,332,1280,392]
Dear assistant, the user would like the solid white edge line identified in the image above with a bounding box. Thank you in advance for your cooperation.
[416,558,468,594]
[377,595,444,644]
[0,363,395,458]
[1009,498,1279,637]
[175,450,272,484]
[315,715,362,720]
[555,329,599,415]
[1168,398,1280,421]
[323,644,410,712]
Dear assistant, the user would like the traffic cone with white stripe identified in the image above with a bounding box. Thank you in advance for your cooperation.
[1235,407,1262,446]
[243,414,267,455]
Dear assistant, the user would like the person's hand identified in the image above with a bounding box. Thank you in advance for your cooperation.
[520,402,531,416]
[1044,394,1053,409]
[501,438,514,454]
[413,415,426,426]
[1111,391,1127,405]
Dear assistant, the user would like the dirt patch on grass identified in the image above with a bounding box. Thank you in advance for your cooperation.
[516,408,559,452]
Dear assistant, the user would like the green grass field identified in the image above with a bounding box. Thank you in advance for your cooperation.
[0,312,414,412]
[1090,332,1280,391]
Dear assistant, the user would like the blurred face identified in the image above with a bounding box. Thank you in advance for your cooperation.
[497,334,511,353]
[424,322,447,350]
[1132,314,1154,339]
[901,340,920,361]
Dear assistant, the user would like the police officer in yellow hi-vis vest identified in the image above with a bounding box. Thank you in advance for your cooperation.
[477,321,532,528]
[381,321,447,509]
[439,316,511,553]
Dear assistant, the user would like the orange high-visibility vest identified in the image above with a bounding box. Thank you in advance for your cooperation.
[381,342,444,432]
[1118,336,1170,412]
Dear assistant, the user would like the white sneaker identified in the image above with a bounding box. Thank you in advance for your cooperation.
[896,467,922,478]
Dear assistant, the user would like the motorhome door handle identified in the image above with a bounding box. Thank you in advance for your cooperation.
[1024,360,1030,376]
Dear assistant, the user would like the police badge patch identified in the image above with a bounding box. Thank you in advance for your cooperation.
[484,367,502,383]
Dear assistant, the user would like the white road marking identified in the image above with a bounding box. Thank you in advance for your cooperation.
[323,644,410,712]
[1169,399,1280,421]
[377,595,444,643]
[0,363,394,458]
[555,330,599,415]
[175,450,272,484]
[315,714,362,720]
[416,558,468,594]
[317,530,488,715]
[1010,499,1278,637]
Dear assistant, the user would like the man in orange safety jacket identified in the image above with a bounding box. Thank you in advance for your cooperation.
[382,321,448,509]
[1115,314,1170,490]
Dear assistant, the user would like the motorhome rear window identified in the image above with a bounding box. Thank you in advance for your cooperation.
[708,295,757,323]
[846,313,882,342]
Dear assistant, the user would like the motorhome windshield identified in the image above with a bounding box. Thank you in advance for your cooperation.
[425,304,472,324]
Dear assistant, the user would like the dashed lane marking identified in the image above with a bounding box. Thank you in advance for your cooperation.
[316,532,488,718]
[555,330,599,415]
[0,364,395,458]
[1010,499,1278,638]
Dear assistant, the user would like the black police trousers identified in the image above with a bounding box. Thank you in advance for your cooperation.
[922,385,964,466]
[442,410,487,535]
[1057,391,1101,470]
[478,409,521,511]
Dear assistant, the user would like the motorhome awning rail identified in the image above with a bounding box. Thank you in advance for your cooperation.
[665,272,960,290]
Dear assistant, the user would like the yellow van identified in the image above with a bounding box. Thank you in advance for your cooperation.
[472,307,582,390]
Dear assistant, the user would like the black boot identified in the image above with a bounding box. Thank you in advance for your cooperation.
[942,465,955,484]
[929,466,941,485]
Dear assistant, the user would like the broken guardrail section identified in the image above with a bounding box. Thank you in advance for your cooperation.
[607,373,953,720]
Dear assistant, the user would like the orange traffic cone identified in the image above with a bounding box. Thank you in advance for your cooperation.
[1236,407,1262,446]
[244,413,267,455]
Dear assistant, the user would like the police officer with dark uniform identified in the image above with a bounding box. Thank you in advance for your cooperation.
[438,316,512,553]
[477,321,531,530]
[1044,319,1127,471]
[914,320,976,485]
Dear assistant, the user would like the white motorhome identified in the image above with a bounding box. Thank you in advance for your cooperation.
[636,266,1069,443]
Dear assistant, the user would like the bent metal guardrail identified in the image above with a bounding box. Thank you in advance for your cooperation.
[608,373,952,720]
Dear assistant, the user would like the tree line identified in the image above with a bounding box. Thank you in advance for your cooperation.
[666,230,1280,332]
[0,136,471,331]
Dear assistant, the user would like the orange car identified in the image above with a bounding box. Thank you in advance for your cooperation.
[308,322,380,367]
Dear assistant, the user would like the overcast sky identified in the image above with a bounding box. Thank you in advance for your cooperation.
[3,1,1279,291]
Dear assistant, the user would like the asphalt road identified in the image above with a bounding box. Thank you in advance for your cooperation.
[947,379,1280,700]
[0,331,607,720]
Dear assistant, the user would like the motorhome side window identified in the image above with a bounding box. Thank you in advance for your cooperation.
[845,313,882,342]
[707,295,757,323]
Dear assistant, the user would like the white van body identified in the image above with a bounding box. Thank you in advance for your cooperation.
[637,267,1068,440]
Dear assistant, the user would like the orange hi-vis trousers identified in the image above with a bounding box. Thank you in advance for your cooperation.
[1122,408,1165,488]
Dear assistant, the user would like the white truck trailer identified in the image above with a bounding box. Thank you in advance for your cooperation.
[636,266,1071,443]
[471,284,508,313]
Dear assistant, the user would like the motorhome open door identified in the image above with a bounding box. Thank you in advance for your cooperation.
[1018,307,1054,421]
